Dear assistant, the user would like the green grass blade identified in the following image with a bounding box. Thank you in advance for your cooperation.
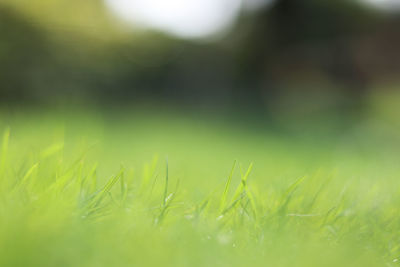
[0,127,10,183]
[219,160,236,213]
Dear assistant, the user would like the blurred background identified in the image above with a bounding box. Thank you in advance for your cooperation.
[0,0,400,207]
[0,0,399,119]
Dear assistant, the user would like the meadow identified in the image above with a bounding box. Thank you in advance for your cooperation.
[0,106,399,266]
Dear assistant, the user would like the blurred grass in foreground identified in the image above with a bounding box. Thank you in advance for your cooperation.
[0,105,399,266]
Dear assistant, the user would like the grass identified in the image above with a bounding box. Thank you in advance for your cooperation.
[0,108,400,266]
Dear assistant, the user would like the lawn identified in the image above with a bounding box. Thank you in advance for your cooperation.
[0,107,399,266]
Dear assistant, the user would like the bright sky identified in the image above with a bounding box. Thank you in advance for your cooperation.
[363,0,400,9]
[104,0,242,39]
[104,0,399,40]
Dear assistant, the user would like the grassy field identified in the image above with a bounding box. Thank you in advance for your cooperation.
[0,107,399,266]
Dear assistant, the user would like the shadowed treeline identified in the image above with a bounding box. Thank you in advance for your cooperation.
[234,0,400,113]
